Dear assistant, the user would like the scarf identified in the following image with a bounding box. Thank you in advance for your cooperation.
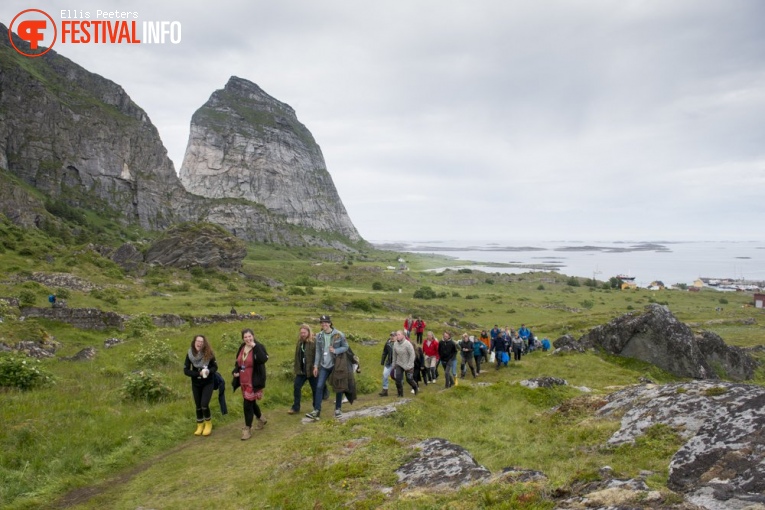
[188,348,207,369]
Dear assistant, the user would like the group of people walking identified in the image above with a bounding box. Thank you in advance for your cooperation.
[184,315,550,439]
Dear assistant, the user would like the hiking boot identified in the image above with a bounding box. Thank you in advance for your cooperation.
[306,410,320,421]
[241,426,252,441]
[255,417,267,430]
[378,389,388,397]
[334,409,342,418]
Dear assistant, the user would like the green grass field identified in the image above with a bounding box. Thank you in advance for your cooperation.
[1,217,763,509]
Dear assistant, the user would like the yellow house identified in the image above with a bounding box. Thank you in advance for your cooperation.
[693,279,704,288]
[621,281,637,290]
[649,281,665,290]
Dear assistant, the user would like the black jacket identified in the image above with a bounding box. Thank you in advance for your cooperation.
[232,342,268,392]
[380,341,394,367]
[438,338,457,362]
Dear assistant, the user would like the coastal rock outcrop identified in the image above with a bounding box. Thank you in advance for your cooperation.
[396,438,491,490]
[178,77,361,241]
[579,304,756,380]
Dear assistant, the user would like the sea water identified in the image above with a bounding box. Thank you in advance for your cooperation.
[373,240,765,287]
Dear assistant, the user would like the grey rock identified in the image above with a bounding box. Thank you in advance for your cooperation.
[553,334,586,353]
[396,438,491,490]
[144,223,246,269]
[179,77,360,241]
[521,377,568,389]
[21,307,127,331]
[104,338,123,348]
[598,381,765,510]
[579,304,756,380]
[109,243,145,273]
[62,347,96,361]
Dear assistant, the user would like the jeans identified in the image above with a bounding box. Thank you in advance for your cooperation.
[441,358,457,388]
[382,364,393,390]
[291,373,317,412]
[314,366,343,414]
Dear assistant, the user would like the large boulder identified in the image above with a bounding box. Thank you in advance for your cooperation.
[579,304,756,380]
[598,381,765,510]
[396,438,491,490]
[144,223,246,270]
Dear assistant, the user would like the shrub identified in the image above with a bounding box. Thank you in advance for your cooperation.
[371,281,384,291]
[227,283,239,292]
[349,299,373,312]
[457,268,473,274]
[537,284,545,290]
[718,297,729,305]
[294,275,320,287]
[121,370,178,403]
[566,276,581,287]
[126,314,156,338]
[465,294,479,300]
[287,286,306,296]
[55,288,71,299]
[197,281,215,292]
[132,337,178,368]
[485,278,494,285]
[451,291,461,298]
[413,286,437,300]
[0,354,55,390]
[580,299,595,310]
[18,290,37,307]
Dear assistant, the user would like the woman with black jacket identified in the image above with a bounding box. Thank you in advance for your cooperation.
[184,335,218,436]
[232,328,269,440]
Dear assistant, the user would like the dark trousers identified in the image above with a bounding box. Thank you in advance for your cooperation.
[243,398,262,427]
[394,366,418,396]
[415,332,424,344]
[514,347,522,361]
[291,373,317,412]
[192,382,214,421]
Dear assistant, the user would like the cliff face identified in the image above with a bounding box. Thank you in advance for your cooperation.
[0,25,186,230]
[179,77,360,241]
[0,26,361,246]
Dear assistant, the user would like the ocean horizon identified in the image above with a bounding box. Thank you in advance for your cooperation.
[371,239,765,288]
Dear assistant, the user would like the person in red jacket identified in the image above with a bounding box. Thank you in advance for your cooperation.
[413,317,427,344]
[403,315,414,339]
[422,331,439,383]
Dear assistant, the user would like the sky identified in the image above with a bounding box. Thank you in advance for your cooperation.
[3,1,765,242]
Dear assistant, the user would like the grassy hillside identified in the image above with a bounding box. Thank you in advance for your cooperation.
[1,216,763,509]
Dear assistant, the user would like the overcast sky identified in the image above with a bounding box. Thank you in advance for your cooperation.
[3,1,764,242]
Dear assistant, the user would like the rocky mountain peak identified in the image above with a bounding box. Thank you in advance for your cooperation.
[179,76,360,240]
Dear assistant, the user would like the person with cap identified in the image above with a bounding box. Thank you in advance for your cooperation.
[458,333,477,379]
[288,324,317,415]
[306,315,349,420]
[391,330,418,397]
[378,331,396,397]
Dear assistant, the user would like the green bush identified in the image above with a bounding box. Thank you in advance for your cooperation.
[294,275,320,287]
[126,314,156,338]
[121,370,178,403]
[413,286,437,300]
[371,281,384,291]
[55,288,71,299]
[718,297,729,305]
[537,284,545,290]
[197,281,215,292]
[18,289,37,307]
[349,299,373,312]
[566,276,581,287]
[580,299,595,310]
[287,286,306,296]
[132,338,178,368]
[0,354,55,390]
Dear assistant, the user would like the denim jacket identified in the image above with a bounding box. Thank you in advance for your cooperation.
[314,328,348,370]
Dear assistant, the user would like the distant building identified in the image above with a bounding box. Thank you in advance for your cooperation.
[648,281,665,290]
[755,293,765,309]
[693,279,704,288]
[621,281,637,290]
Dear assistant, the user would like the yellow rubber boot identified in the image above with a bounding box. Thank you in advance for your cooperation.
[202,420,212,436]
[194,422,204,436]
